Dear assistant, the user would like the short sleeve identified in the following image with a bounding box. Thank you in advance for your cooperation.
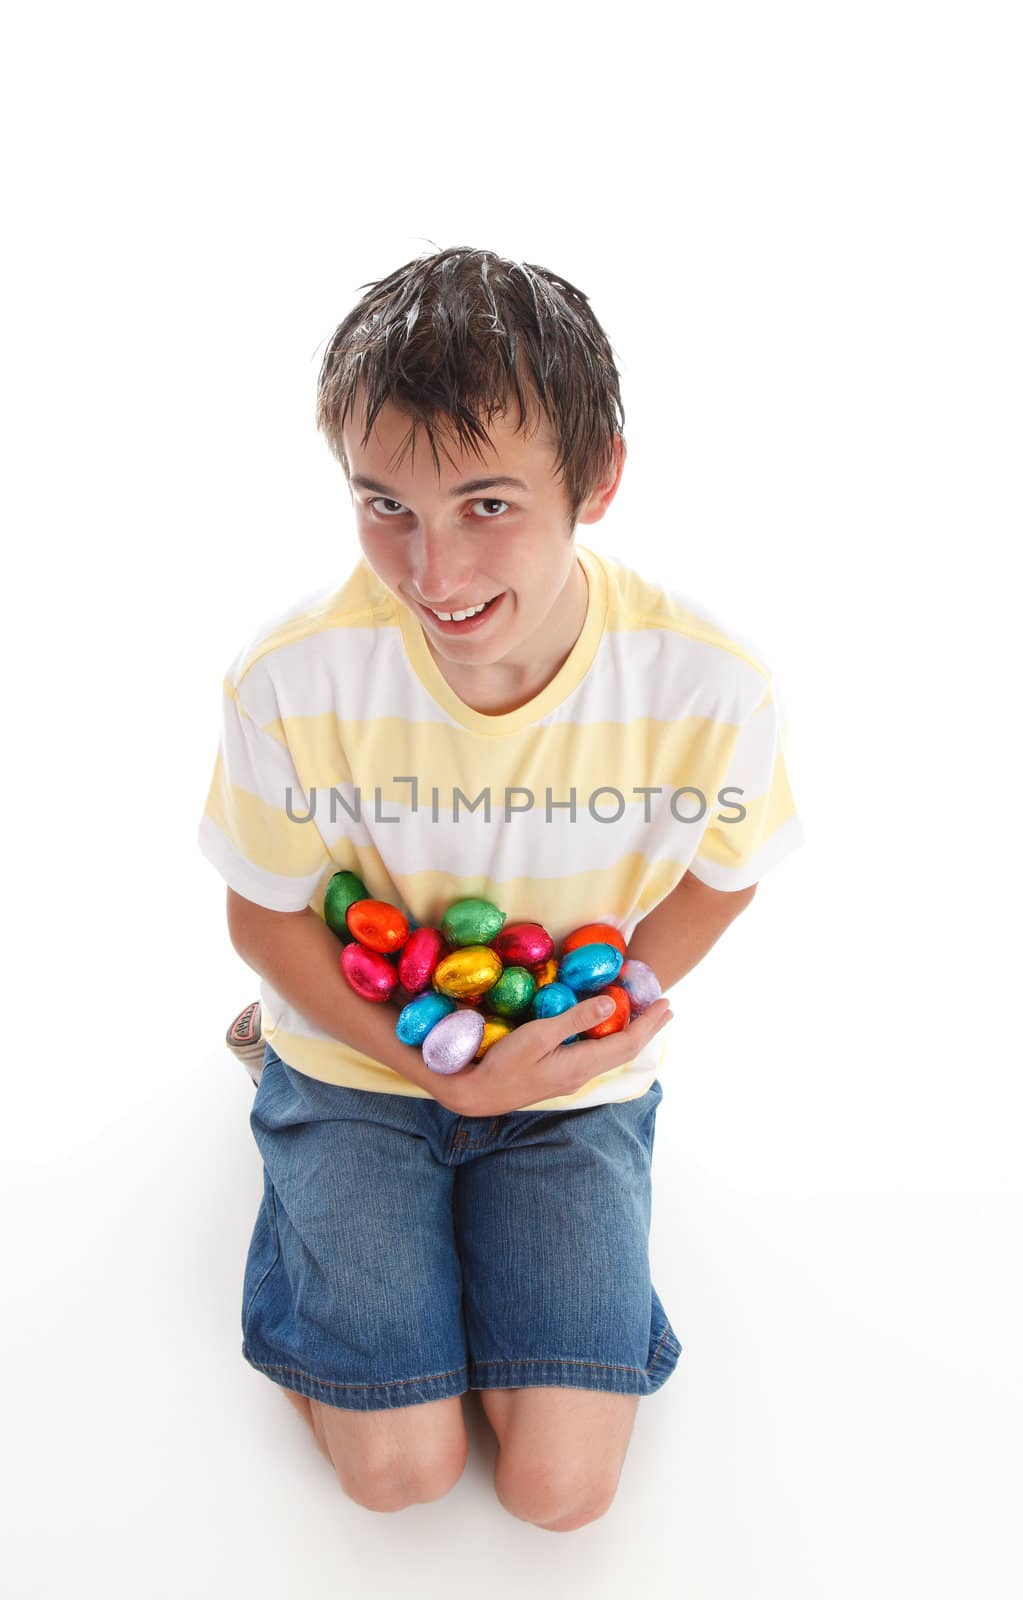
[196,675,334,912]
[687,672,805,892]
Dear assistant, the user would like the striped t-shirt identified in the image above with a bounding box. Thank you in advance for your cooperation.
[197,541,804,1110]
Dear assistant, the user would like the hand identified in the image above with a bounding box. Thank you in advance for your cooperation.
[435,994,674,1117]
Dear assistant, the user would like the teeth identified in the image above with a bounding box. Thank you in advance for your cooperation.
[431,599,489,621]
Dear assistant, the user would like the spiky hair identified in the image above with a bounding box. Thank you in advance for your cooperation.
[315,245,625,525]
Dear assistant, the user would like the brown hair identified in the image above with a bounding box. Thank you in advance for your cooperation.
[315,244,625,526]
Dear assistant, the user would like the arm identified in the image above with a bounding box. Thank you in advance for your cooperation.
[625,872,757,994]
[225,888,460,1105]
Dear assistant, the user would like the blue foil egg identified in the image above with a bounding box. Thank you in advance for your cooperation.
[557,942,624,995]
[395,991,456,1046]
[530,978,581,1044]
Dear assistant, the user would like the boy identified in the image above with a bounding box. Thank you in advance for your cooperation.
[197,245,804,1529]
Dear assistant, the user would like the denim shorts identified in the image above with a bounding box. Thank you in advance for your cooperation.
[241,1041,683,1411]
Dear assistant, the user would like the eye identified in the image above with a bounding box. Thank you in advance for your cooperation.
[366,497,510,520]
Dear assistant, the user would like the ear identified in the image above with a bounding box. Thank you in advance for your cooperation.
[575,434,627,526]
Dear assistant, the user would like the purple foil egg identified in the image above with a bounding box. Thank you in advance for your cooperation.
[421,1007,485,1075]
[618,958,662,1014]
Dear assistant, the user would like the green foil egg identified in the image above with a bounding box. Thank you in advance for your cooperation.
[440,897,506,948]
[323,870,368,942]
[487,966,537,1017]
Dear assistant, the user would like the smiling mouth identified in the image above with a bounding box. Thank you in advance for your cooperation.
[420,593,503,623]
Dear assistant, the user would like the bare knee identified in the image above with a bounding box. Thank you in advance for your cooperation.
[495,1461,618,1531]
[339,1446,468,1513]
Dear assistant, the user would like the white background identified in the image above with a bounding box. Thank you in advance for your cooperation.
[3,2,1020,1595]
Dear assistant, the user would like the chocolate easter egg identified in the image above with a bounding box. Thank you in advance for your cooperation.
[340,941,399,1003]
[530,956,559,988]
[492,922,554,967]
[346,899,410,955]
[487,966,536,1017]
[474,1016,514,1060]
[562,922,627,957]
[397,926,445,994]
[581,984,630,1038]
[395,990,456,1046]
[433,945,502,999]
[618,958,662,1014]
[422,1008,485,1074]
[557,942,624,995]
[440,897,506,948]
[530,980,578,1022]
[323,870,368,942]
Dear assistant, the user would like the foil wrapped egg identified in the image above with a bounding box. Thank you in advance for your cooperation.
[557,941,624,995]
[487,966,536,1017]
[474,1016,514,1060]
[346,899,410,955]
[340,940,399,1003]
[395,990,456,1046]
[530,956,559,989]
[323,870,368,943]
[433,944,503,999]
[618,958,662,1014]
[422,1007,485,1074]
[530,979,581,1044]
[581,984,630,1038]
[397,926,446,994]
[562,921,627,957]
[492,921,554,967]
[440,897,506,948]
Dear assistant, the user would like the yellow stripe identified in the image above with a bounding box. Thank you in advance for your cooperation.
[262,1019,657,1110]
[261,712,743,800]
[203,752,330,878]
[695,752,798,867]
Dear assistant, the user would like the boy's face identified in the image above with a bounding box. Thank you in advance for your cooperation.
[340,392,623,703]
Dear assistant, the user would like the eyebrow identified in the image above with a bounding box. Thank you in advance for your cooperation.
[350,473,530,498]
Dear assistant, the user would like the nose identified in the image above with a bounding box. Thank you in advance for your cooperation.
[411,524,475,605]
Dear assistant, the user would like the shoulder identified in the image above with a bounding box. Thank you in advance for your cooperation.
[591,546,776,721]
[223,556,395,694]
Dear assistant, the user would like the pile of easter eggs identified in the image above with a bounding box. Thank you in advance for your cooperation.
[324,869,662,1077]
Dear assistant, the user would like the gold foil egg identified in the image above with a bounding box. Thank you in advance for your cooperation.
[433,945,503,999]
[474,1016,514,1060]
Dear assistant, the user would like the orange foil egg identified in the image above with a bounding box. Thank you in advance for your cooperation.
[561,922,627,957]
[346,899,410,955]
[580,984,630,1038]
[340,941,400,1003]
[530,956,559,989]
[433,945,503,999]
[474,1016,514,1060]
[492,921,554,967]
[397,926,445,993]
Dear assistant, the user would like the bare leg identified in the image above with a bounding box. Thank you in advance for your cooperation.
[281,1386,333,1464]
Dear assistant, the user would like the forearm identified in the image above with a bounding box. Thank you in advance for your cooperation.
[625,874,756,993]
[228,901,452,1103]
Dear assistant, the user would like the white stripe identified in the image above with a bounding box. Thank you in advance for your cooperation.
[234,622,768,731]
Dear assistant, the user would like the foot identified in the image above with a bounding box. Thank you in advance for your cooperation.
[226,1000,263,1087]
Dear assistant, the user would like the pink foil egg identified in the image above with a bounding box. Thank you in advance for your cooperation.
[340,941,399,1003]
[617,958,662,1014]
[421,1007,485,1075]
[397,926,446,994]
[492,921,555,967]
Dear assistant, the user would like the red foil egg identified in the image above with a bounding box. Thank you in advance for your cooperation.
[397,926,446,994]
[340,940,399,1003]
[580,984,630,1038]
[492,921,555,967]
[346,899,410,955]
[561,922,627,957]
